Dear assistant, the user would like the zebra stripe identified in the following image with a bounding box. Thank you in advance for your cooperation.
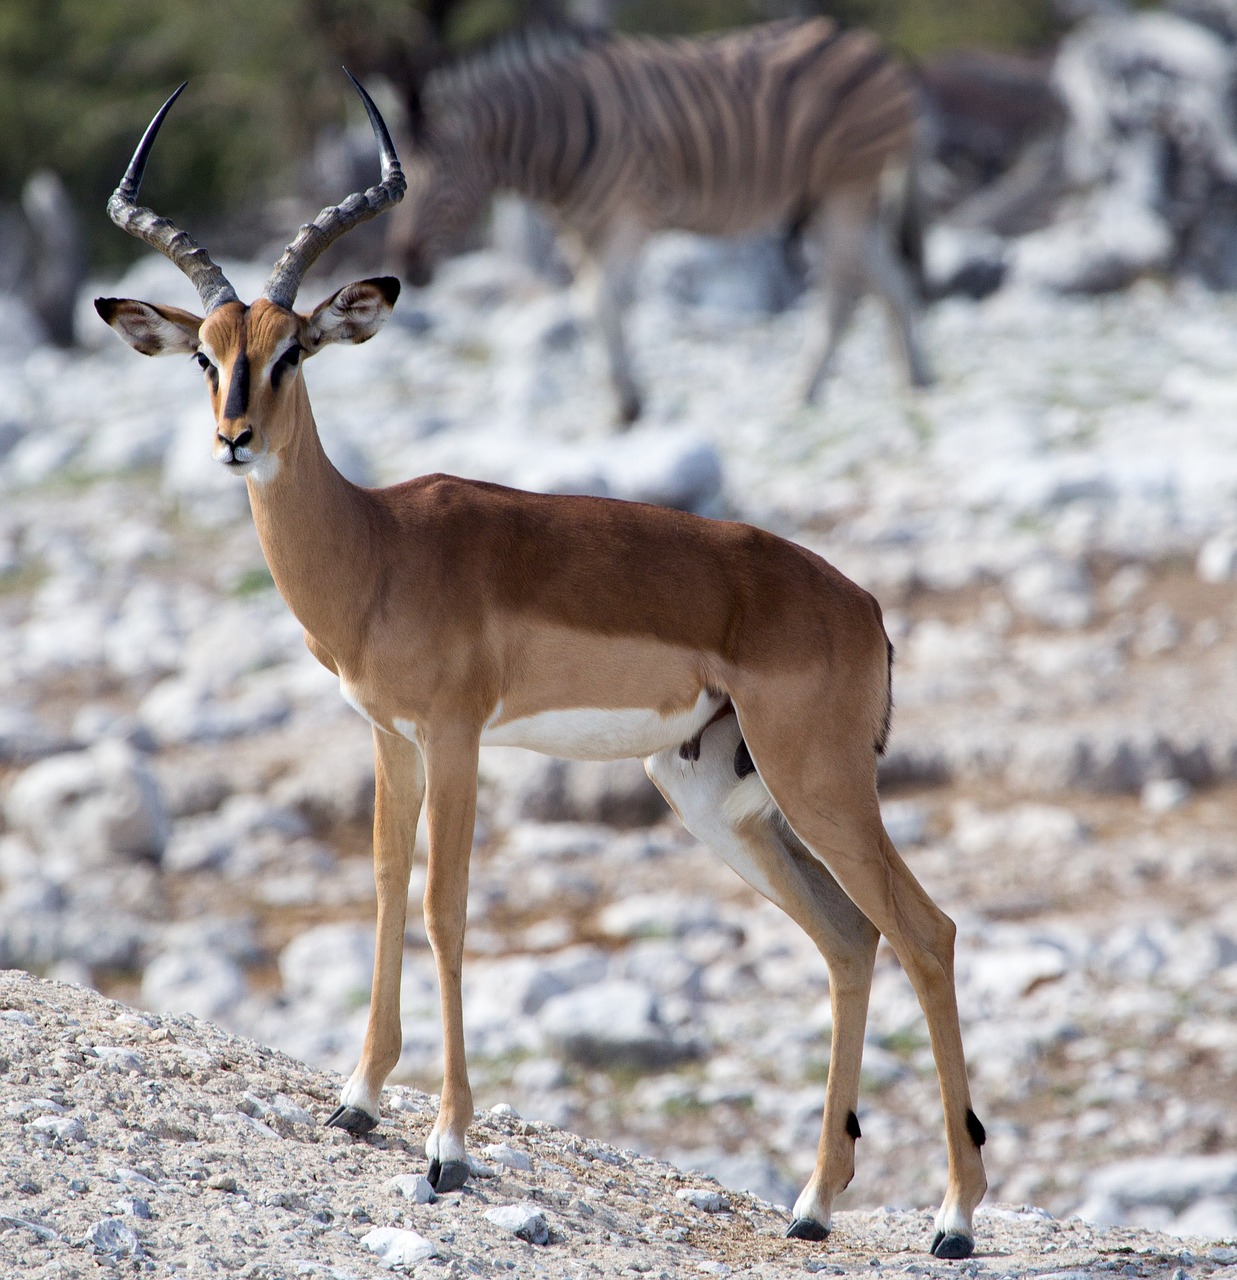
[393,18,929,419]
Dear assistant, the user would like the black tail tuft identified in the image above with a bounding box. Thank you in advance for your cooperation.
[874,638,894,756]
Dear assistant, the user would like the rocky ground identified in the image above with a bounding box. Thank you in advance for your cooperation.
[3,970,1235,1279]
[2,234,1237,1258]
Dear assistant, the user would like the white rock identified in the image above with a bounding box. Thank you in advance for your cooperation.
[596,425,724,513]
[598,893,733,942]
[643,231,800,315]
[675,1187,732,1212]
[1085,1154,1237,1213]
[91,1046,148,1075]
[484,1202,551,1245]
[242,1092,314,1127]
[30,1114,86,1144]
[880,799,929,847]
[386,1173,437,1203]
[1168,1197,1237,1239]
[161,407,249,527]
[361,1226,438,1268]
[278,922,374,1010]
[4,741,168,867]
[140,950,247,1021]
[84,1217,143,1257]
[962,942,1069,1006]
[1141,777,1191,813]
[1197,534,1237,583]
[1005,555,1094,628]
[138,675,291,745]
[951,802,1086,856]
[538,979,692,1070]
[483,1141,533,1171]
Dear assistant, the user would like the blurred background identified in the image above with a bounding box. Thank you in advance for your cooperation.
[3,0,1237,1249]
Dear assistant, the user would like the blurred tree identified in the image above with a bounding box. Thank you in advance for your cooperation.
[610,0,1060,52]
[0,0,340,267]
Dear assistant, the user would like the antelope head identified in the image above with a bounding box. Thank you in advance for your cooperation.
[96,73,406,481]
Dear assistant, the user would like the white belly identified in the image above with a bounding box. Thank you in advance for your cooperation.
[481,689,725,761]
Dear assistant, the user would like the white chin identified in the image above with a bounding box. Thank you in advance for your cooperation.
[217,454,279,484]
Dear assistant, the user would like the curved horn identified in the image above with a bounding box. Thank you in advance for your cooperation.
[262,70,406,310]
[106,84,240,314]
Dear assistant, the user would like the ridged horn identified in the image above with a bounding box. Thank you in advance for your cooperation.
[106,83,240,315]
[262,69,406,310]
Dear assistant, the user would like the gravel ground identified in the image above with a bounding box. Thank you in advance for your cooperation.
[3,970,1234,1280]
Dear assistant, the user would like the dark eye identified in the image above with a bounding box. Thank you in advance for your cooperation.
[194,352,219,386]
[271,343,302,390]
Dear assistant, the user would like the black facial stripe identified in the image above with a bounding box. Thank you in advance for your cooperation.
[223,349,250,419]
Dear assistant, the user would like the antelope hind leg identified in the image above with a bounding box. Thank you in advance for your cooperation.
[646,710,880,1241]
[732,688,987,1258]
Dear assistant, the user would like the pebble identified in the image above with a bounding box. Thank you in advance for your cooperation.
[484,1202,552,1245]
[386,1173,437,1203]
[483,1141,534,1171]
[675,1188,731,1213]
[361,1225,439,1267]
[84,1216,144,1257]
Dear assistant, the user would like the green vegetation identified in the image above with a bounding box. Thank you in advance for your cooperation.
[613,0,1059,53]
[3,0,1067,271]
[231,565,276,596]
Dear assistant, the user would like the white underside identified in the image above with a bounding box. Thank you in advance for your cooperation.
[336,685,729,763]
[479,691,726,760]
[646,712,782,904]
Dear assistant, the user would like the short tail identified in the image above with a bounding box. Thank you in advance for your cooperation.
[875,637,894,756]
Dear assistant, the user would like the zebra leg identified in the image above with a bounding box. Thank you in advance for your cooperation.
[584,224,646,426]
[862,219,933,389]
[645,711,880,1242]
[800,205,866,405]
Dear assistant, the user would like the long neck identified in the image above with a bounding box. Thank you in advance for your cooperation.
[245,381,380,667]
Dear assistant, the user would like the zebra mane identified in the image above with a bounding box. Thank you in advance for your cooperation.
[420,24,612,123]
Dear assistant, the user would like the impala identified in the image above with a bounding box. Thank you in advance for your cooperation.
[97,76,987,1258]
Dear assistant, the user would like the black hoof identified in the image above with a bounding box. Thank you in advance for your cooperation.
[426,1158,470,1193]
[930,1231,975,1259]
[786,1218,830,1242]
[324,1105,378,1136]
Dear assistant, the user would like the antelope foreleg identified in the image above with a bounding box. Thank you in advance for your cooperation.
[420,726,481,1192]
[329,727,424,1134]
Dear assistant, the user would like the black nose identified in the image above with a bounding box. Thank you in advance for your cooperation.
[217,425,253,456]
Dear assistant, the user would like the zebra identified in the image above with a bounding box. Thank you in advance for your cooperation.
[389,17,932,423]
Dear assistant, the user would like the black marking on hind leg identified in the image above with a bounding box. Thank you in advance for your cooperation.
[734,738,755,778]
[846,1110,861,1140]
[966,1108,986,1149]
[679,735,701,762]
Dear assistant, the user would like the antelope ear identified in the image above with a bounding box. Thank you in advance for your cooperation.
[303,277,400,352]
[95,298,203,356]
